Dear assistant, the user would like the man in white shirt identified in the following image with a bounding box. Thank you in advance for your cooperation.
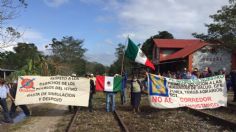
[0,79,14,123]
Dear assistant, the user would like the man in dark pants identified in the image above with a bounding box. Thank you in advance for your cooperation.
[230,70,236,102]
[0,79,14,123]
[68,106,78,113]
[120,72,127,105]
[130,76,142,113]
[89,74,95,112]
[9,81,31,117]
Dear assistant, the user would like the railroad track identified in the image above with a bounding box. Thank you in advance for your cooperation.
[66,109,79,132]
[65,109,129,132]
[113,110,129,132]
[64,102,236,131]
[65,106,236,131]
[185,107,236,130]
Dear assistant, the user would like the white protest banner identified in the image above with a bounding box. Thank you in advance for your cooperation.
[15,76,90,107]
[148,73,227,109]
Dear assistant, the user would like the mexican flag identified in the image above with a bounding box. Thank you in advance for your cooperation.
[96,76,122,92]
[125,38,155,70]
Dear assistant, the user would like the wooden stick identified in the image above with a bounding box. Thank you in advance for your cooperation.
[120,36,129,75]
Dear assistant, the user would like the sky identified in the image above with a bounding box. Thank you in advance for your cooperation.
[6,0,229,66]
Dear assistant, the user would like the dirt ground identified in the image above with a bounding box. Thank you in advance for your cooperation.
[68,95,121,132]
[0,103,70,132]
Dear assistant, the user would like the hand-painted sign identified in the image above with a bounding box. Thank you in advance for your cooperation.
[148,73,227,109]
[15,76,90,106]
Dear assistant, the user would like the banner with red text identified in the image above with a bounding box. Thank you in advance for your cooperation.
[148,73,227,109]
[15,76,90,106]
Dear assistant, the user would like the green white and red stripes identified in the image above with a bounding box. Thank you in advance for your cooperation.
[125,38,155,70]
[96,76,122,92]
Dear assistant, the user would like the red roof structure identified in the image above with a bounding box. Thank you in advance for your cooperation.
[153,39,208,62]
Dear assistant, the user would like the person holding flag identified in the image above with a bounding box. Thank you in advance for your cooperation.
[125,38,155,71]
[120,71,127,105]
[89,74,96,112]
[96,74,122,112]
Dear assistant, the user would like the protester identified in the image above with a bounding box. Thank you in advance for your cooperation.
[219,68,226,75]
[191,71,198,79]
[68,105,78,113]
[0,79,14,123]
[68,74,78,113]
[141,75,148,95]
[9,80,31,117]
[105,74,119,112]
[200,67,213,78]
[89,74,95,112]
[181,68,188,79]
[230,69,236,102]
[120,72,127,105]
[166,71,172,78]
[130,75,142,113]
[223,67,226,74]
[106,91,116,112]
[226,74,232,91]
[186,71,192,79]
[193,68,201,78]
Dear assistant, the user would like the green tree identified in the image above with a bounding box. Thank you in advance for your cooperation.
[192,0,236,49]
[85,61,107,75]
[47,36,87,75]
[142,31,174,59]
[0,42,48,77]
[108,43,133,75]
[108,44,125,75]
[1,43,42,71]
[0,51,15,67]
[14,43,42,70]
[93,63,106,75]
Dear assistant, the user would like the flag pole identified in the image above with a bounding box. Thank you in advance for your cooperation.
[120,36,129,75]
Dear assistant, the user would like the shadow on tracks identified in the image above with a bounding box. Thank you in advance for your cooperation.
[30,108,68,117]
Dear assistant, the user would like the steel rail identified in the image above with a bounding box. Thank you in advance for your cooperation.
[113,110,129,132]
[66,109,79,132]
[185,107,236,130]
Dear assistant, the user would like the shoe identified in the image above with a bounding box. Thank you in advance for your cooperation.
[2,120,13,124]
[25,111,31,116]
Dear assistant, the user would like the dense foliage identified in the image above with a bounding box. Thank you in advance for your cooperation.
[192,0,236,50]
[142,31,174,59]
[0,36,107,81]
